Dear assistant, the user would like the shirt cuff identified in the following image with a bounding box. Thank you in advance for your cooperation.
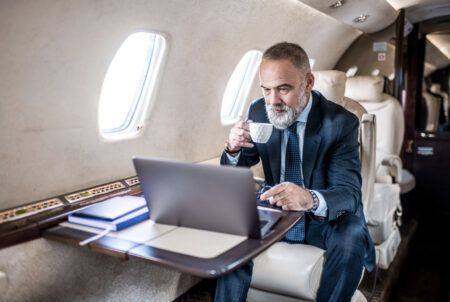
[312,190,328,217]
[225,152,240,165]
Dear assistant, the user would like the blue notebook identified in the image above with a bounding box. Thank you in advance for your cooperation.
[68,196,149,231]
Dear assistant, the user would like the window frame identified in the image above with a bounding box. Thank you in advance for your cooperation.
[221,50,263,125]
[98,32,167,140]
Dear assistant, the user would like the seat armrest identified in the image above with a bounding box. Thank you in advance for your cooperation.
[251,243,325,300]
[360,113,376,213]
[380,155,402,183]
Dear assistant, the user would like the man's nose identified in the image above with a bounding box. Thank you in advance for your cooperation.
[267,90,281,105]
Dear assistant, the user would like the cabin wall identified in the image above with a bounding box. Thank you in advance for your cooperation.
[335,23,397,77]
[0,238,200,301]
[0,0,361,209]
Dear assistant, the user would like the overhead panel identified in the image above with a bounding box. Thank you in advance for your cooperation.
[298,0,398,33]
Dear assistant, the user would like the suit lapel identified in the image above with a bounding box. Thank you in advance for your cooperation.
[302,93,322,188]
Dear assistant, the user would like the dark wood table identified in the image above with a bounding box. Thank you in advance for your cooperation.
[43,210,302,278]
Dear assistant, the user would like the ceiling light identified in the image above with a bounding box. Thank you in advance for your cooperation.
[330,0,345,8]
[353,14,369,23]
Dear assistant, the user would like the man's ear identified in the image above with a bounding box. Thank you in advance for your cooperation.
[306,72,315,92]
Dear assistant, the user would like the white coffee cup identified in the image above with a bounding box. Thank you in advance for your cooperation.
[249,122,273,143]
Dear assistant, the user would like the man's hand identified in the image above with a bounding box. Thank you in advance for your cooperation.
[227,120,254,153]
[260,182,314,211]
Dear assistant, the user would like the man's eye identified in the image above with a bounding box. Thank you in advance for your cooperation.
[263,88,270,95]
[279,87,289,94]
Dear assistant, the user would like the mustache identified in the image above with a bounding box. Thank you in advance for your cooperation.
[267,103,288,112]
[265,102,299,129]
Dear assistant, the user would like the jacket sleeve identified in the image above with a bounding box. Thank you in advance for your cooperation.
[220,145,261,167]
[315,115,362,221]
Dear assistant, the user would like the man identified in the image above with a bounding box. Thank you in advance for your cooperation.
[215,42,375,302]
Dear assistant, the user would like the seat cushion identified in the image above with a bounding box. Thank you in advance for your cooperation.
[251,242,325,300]
[366,183,400,225]
[366,183,400,244]
[375,226,401,269]
[368,206,397,244]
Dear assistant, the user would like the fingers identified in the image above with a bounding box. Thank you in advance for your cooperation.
[228,120,253,151]
[261,182,311,211]
[260,183,288,200]
[272,190,290,206]
[237,120,251,130]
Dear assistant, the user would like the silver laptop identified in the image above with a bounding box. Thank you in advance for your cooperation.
[132,156,282,239]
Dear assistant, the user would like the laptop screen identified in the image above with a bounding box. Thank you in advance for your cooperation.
[133,156,263,238]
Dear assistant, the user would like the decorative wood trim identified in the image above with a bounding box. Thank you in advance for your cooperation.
[401,24,426,170]
[0,176,141,248]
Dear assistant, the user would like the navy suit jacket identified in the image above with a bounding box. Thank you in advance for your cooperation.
[221,91,375,270]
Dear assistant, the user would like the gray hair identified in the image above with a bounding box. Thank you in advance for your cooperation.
[262,42,311,75]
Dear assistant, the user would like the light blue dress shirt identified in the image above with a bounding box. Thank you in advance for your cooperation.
[227,95,328,217]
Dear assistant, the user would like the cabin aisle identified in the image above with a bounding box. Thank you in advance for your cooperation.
[390,203,450,302]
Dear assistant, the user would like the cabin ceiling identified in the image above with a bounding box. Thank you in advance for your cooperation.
[425,38,449,73]
[298,0,450,33]
[428,34,450,61]
[299,0,450,74]
[297,0,398,34]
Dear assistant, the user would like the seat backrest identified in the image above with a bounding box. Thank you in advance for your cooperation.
[313,70,376,212]
[345,75,404,183]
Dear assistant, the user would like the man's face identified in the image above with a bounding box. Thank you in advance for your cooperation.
[259,59,314,129]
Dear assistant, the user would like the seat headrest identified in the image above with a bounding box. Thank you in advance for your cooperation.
[345,76,384,102]
[313,70,346,104]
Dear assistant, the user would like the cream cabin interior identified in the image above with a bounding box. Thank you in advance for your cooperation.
[1,0,449,301]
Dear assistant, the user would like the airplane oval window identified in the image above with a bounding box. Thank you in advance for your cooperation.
[221,50,262,125]
[98,32,166,140]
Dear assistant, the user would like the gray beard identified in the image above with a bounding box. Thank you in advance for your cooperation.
[266,94,308,130]
[265,103,300,129]
[264,87,308,129]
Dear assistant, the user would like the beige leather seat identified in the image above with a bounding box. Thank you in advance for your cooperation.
[345,75,406,268]
[248,70,372,302]
[313,71,376,214]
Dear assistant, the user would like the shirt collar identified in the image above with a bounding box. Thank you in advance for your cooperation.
[296,93,313,123]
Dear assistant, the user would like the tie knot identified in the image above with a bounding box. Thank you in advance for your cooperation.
[288,122,298,133]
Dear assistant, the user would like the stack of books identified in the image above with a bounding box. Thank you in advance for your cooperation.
[68,195,149,245]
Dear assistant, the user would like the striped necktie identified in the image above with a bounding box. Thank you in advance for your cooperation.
[283,122,306,243]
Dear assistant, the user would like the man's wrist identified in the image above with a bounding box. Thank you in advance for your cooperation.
[307,190,320,212]
[224,141,240,155]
